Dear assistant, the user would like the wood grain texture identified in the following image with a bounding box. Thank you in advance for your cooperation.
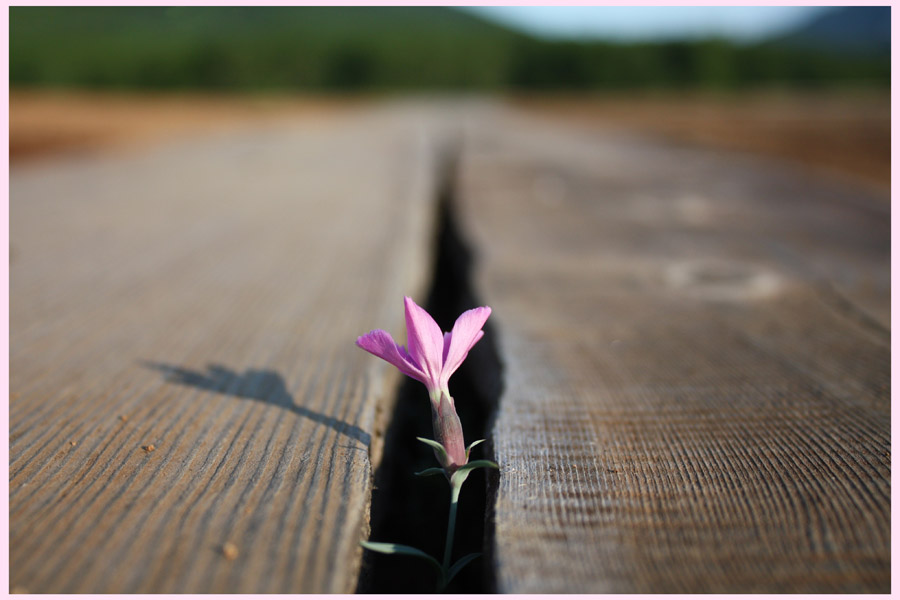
[10,105,445,592]
[457,105,890,593]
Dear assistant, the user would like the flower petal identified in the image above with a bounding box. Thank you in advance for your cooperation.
[356,329,426,383]
[440,306,491,388]
[404,296,445,390]
[442,331,452,363]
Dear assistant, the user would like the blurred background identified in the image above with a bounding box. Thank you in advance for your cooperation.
[9,5,890,187]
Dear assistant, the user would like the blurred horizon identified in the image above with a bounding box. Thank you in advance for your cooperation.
[10,5,890,190]
[10,6,890,92]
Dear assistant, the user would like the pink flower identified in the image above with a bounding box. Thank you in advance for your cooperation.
[357,297,491,402]
[357,296,491,469]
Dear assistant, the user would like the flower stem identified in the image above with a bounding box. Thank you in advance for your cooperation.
[436,475,464,592]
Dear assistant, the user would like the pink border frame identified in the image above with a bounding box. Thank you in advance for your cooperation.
[3,2,894,599]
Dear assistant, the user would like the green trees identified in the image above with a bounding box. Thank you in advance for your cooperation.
[10,7,888,92]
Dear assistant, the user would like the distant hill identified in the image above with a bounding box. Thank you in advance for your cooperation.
[773,6,890,57]
[9,6,889,91]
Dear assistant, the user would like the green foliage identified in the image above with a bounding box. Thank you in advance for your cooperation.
[359,541,442,573]
[414,467,446,478]
[10,6,889,91]
[447,553,483,583]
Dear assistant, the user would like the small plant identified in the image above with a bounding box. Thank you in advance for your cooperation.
[357,296,497,592]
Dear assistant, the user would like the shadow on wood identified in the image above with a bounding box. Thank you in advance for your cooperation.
[141,361,371,447]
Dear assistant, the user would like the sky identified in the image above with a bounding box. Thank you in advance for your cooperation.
[461,6,830,42]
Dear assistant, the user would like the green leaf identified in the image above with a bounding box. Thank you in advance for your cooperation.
[359,541,442,572]
[450,460,499,490]
[416,437,449,465]
[460,460,499,472]
[447,552,482,583]
[465,439,485,458]
[413,467,446,477]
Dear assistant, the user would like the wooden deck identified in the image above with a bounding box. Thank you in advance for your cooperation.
[458,106,890,593]
[9,100,890,593]
[10,104,443,593]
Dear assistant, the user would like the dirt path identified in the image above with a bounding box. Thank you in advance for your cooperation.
[12,91,890,194]
[511,91,890,191]
[10,89,362,162]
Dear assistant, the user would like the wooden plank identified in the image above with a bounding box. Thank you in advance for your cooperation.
[10,105,444,592]
[457,107,890,593]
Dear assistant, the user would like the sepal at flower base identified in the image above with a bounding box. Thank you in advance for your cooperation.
[432,392,467,469]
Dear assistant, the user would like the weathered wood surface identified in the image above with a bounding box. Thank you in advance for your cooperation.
[457,106,890,593]
[10,105,445,592]
[10,99,891,594]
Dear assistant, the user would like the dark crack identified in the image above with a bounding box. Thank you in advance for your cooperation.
[356,140,503,594]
